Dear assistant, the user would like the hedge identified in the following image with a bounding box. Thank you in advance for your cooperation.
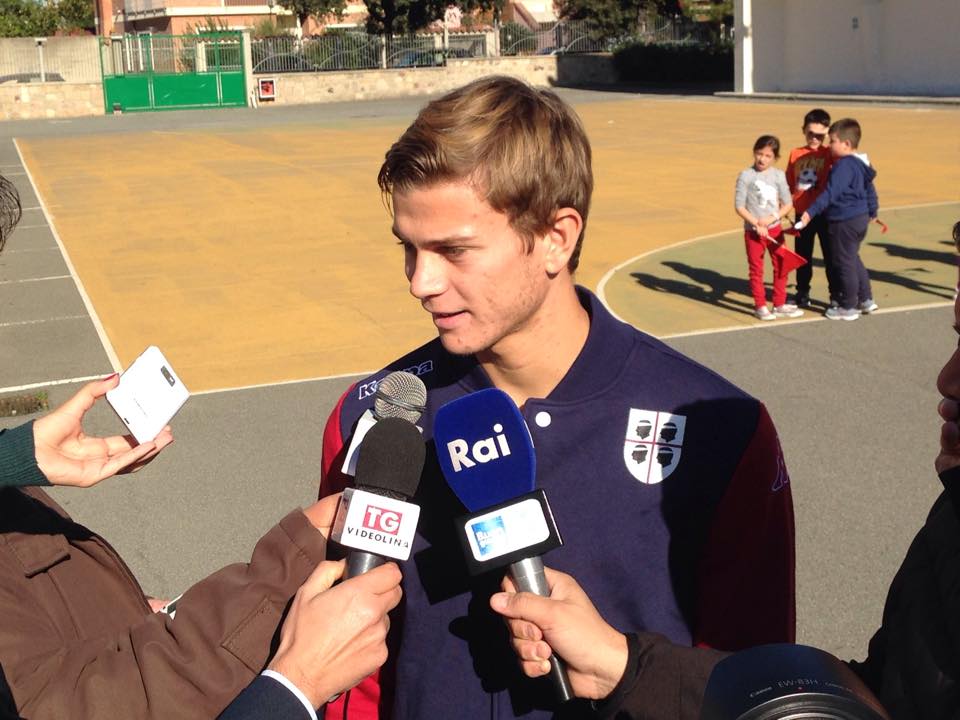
[612,41,733,83]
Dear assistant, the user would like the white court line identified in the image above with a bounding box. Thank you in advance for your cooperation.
[0,369,369,398]
[0,275,70,285]
[12,225,50,230]
[660,300,954,340]
[595,199,960,327]
[5,246,59,253]
[0,375,104,395]
[8,300,955,398]
[13,140,121,372]
[1,315,87,329]
[191,369,371,396]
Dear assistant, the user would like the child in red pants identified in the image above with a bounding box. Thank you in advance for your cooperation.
[735,135,803,320]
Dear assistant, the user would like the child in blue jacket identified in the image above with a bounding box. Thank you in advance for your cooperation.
[800,118,878,321]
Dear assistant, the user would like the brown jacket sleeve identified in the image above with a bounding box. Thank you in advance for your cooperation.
[0,490,326,720]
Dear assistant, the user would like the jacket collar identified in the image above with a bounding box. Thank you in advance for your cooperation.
[453,286,635,404]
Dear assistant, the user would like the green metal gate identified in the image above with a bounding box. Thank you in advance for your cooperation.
[100,32,247,113]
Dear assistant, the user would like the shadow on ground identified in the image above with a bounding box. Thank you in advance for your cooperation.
[604,203,959,335]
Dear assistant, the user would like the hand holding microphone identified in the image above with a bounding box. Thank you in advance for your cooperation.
[267,560,403,708]
[490,566,629,701]
[434,388,574,703]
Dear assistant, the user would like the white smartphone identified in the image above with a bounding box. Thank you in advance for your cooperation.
[107,346,190,444]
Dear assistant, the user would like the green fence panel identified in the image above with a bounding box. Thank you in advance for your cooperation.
[153,73,220,108]
[220,71,246,107]
[102,75,152,113]
[100,32,246,113]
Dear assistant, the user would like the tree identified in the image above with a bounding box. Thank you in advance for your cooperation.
[0,0,96,36]
[364,0,504,37]
[0,0,57,37]
[679,0,732,42]
[557,0,679,39]
[679,0,730,23]
[276,0,346,34]
[56,0,94,33]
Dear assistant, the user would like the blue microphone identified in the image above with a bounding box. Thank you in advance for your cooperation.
[434,388,573,704]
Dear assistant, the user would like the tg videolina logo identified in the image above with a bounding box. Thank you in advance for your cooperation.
[345,504,410,549]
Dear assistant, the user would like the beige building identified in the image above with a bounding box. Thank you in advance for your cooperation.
[101,0,555,36]
[734,0,960,96]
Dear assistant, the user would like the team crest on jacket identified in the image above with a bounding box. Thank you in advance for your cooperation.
[623,409,686,484]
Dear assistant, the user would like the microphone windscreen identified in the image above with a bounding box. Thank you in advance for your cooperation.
[374,371,427,423]
[434,388,536,511]
[355,416,426,500]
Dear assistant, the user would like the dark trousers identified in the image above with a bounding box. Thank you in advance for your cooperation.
[828,214,872,310]
[794,214,837,301]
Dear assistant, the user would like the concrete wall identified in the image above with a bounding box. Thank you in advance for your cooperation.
[743,0,960,96]
[0,54,616,120]
[0,36,101,83]
[255,54,616,107]
[0,82,104,121]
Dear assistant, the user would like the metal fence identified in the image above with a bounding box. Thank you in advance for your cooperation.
[500,20,616,56]
[250,20,624,75]
[636,14,729,44]
[251,30,489,73]
[0,36,101,84]
[101,33,243,76]
[0,15,729,82]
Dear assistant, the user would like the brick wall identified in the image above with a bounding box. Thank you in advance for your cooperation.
[254,54,618,107]
[0,82,104,121]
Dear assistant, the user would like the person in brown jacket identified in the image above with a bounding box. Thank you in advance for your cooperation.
[0,173,402,720]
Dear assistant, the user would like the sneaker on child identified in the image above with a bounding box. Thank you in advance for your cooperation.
[795,295,811,309]
[825,306,860,321]
[774,304,804,318]
[755,306,776,321]
[859,299,878,313]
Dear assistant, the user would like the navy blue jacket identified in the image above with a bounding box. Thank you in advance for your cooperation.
[320,288,795,719]
[806,155,878,222]
[218,676,312,720]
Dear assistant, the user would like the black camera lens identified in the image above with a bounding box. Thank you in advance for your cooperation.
[701,645,888,720]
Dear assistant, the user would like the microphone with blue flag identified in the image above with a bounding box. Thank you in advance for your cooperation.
[434,388,573,704]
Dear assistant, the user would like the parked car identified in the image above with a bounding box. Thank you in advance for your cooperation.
[252,53,318,74]
[391,49,442,68]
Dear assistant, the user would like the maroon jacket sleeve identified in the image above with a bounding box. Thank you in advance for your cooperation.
[319,388,353,500]
[693,404,796,650]
[319,387,382,720]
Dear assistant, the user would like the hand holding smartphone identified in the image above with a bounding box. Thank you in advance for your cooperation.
[107,346,190,444]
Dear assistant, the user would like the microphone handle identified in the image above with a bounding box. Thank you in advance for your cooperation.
[345,550,386,579]
[509,556,574,704]
[329,550,385,703]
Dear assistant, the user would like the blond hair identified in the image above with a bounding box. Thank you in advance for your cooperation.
[378,76,593,271]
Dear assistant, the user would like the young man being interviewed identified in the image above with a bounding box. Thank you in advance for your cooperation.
[319,76,795,720]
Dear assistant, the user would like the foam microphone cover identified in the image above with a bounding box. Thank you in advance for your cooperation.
[355,416,426,500]
[434,388,536,511]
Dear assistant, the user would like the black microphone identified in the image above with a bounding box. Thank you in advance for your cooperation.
[331,416,426,579]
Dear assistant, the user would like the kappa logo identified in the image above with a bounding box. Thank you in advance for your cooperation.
[771,440,789,492]
[623,409,686,485]
[357,361,434,399]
